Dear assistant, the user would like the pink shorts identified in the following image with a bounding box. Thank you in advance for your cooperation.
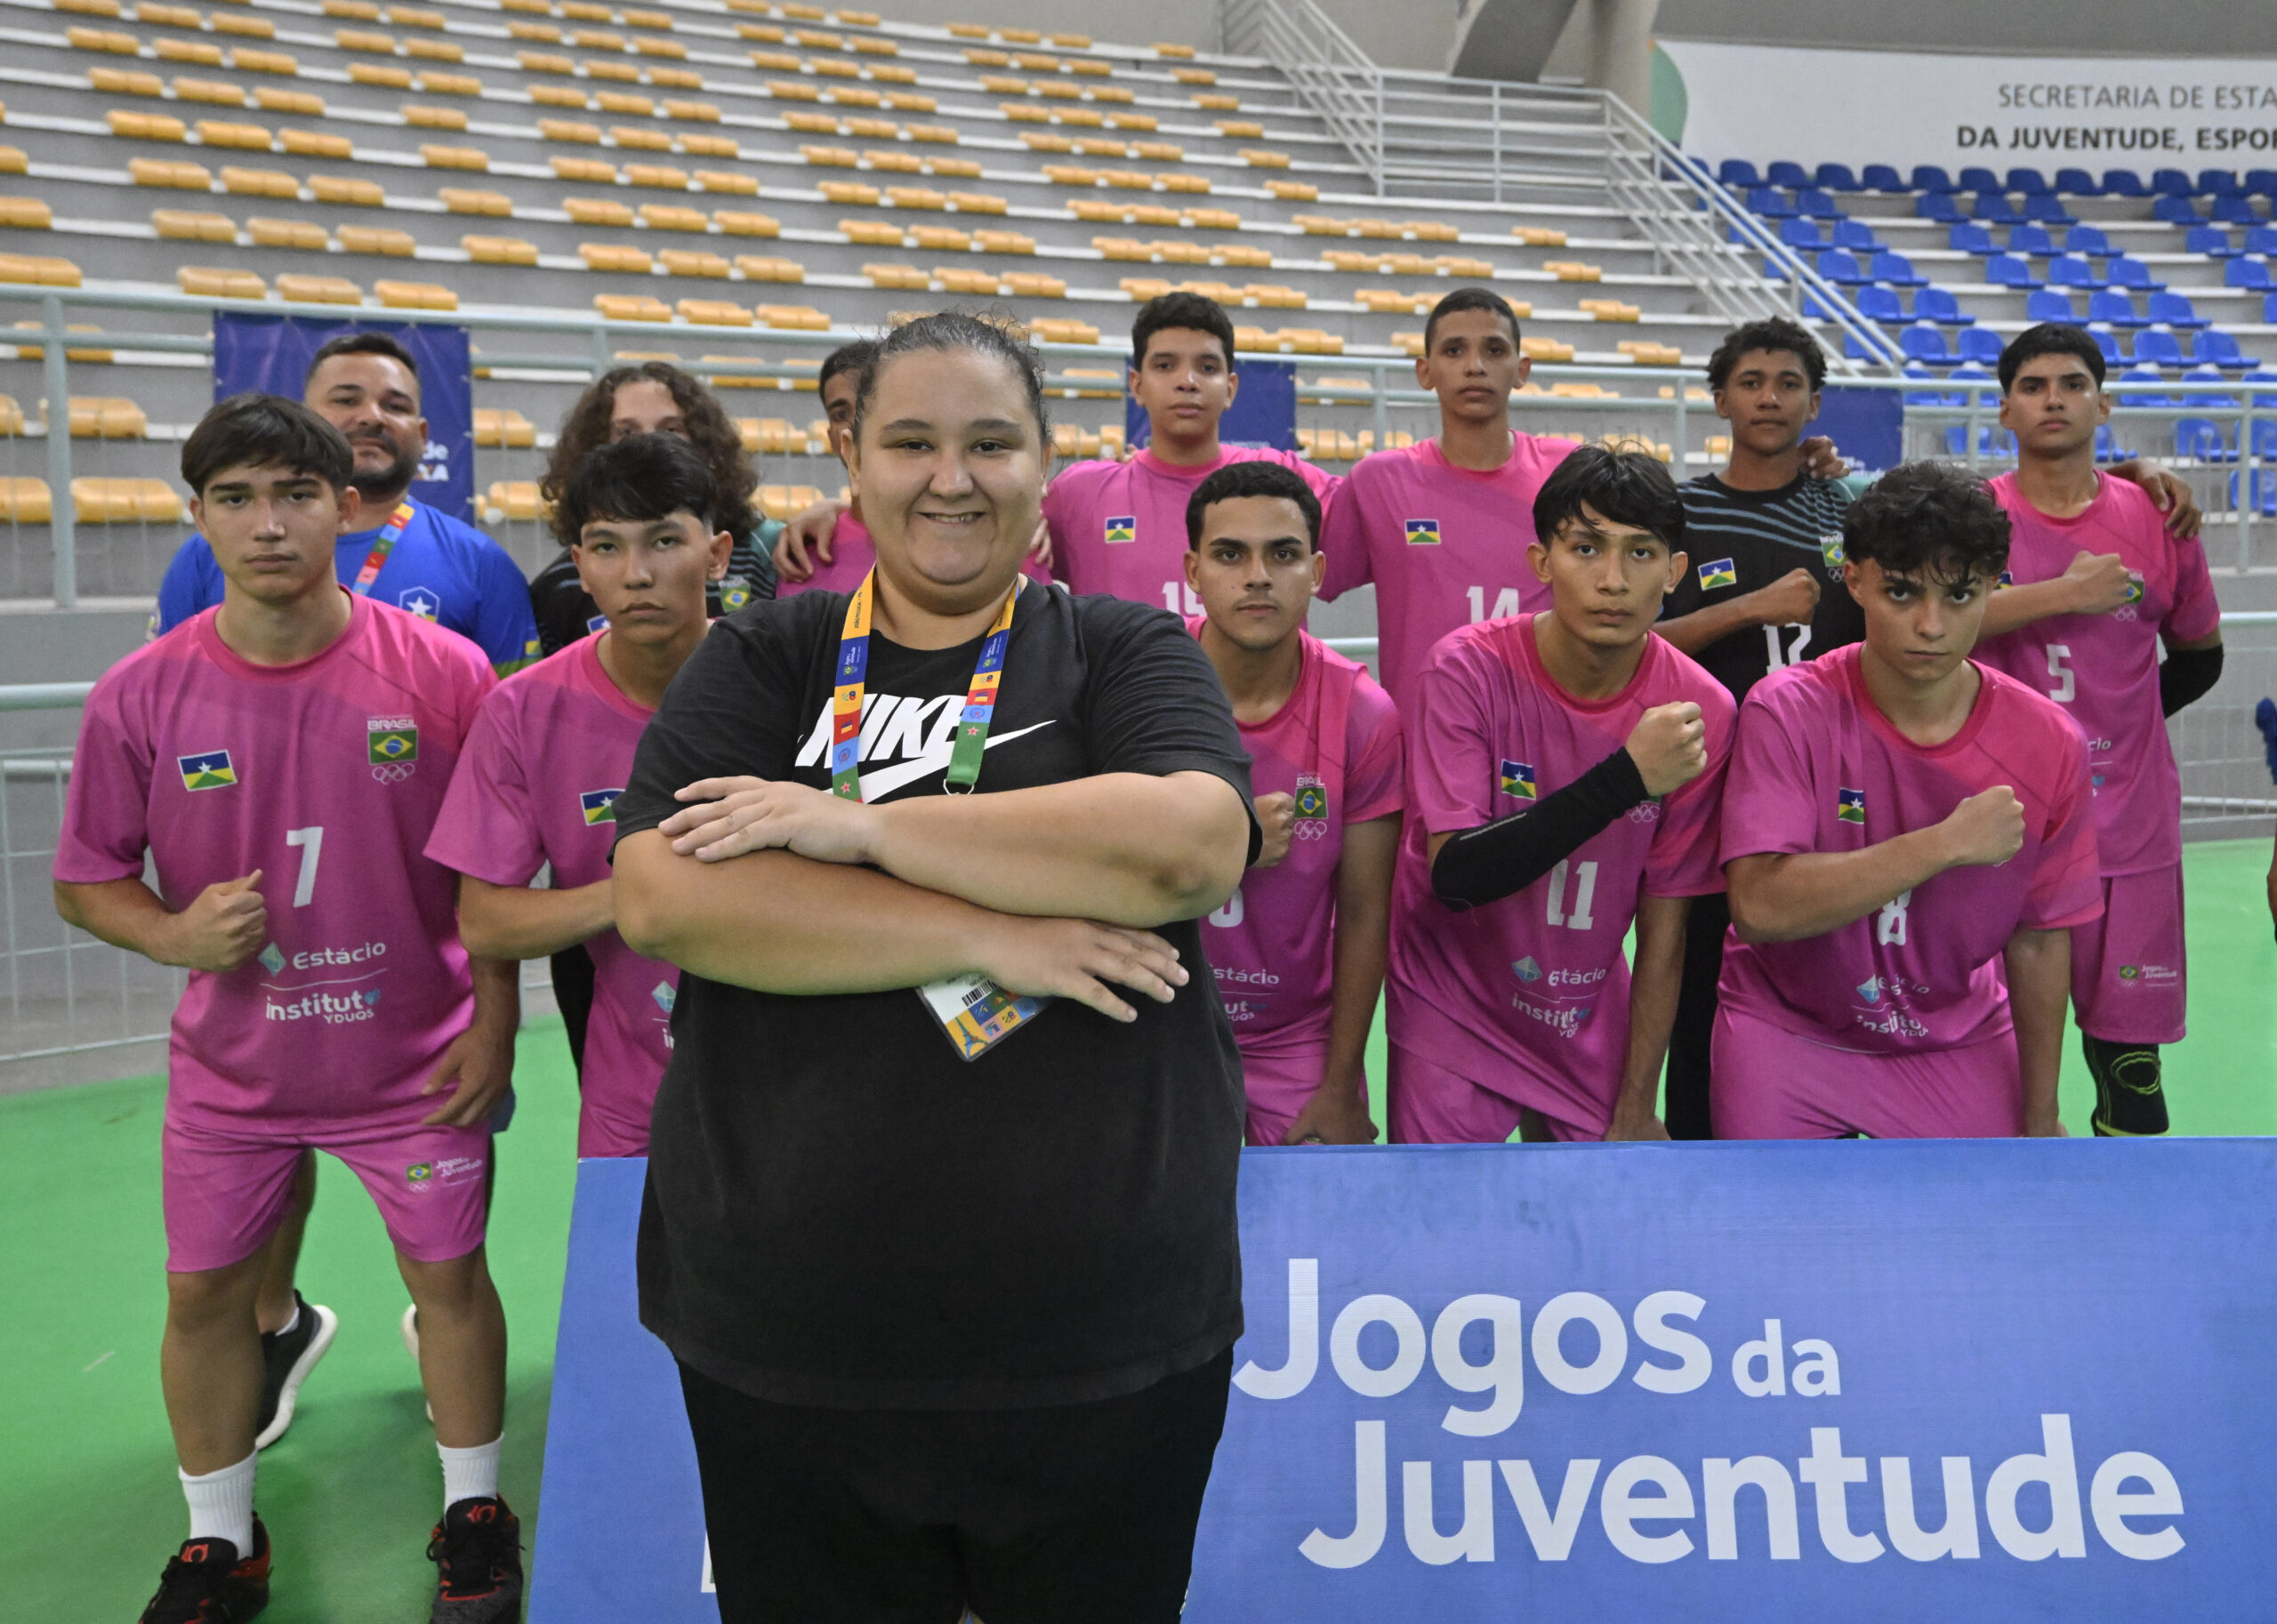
[1710,1004,2023,1139]
[2069,865,2185,1045]
[1239,1043,1324,1146]
[163,1105,492,1274]
[1386,1044,1597,1145]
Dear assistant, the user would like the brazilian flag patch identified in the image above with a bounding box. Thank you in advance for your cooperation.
[1293,774,1328,823]
[1105,515,1137,544]
[580,787,624,826]
[1820,534,1846,572]
[1699,558,1738,591]
[1500,760,1537,800]
[1404,519,1442,545]
[1837,787,1867,824]
[367,719,418,766]
[176,749,237,792]
[2124,575,2144,603]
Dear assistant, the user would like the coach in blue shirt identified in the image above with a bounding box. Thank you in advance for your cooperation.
[154,331,540,675]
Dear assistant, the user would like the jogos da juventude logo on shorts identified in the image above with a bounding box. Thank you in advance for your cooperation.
[368,717,418,784]
[1293,773,1330,840]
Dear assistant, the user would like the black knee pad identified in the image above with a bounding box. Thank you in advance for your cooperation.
[2081,1034,2168,1138]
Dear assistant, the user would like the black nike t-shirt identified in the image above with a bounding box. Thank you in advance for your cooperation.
[1661,472,1870,703]
[611,583,1257,1411]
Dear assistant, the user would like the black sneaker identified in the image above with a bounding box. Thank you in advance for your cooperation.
[139,1519,271,1623]
[254,1292,339,1450]
[428,1497,523,1623]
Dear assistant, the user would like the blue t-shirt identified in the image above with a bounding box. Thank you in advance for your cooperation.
[154,500,541,674]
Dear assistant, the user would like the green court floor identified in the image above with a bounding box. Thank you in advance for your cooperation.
[4,840,2272,1620]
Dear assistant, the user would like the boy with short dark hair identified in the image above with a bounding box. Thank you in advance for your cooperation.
[54,393,524,1623]
[1184,460,1403,1145]
[428,433,734,1155]
[1717,461,2103,1140]
[1388,445,1732,1144]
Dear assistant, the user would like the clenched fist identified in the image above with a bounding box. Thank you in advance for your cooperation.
[162,871,268,973]
[1937,785,2026,868]
[2058,549,2136,616]
[1253,791,1296,868]
[1623,703,1708,799]
[1750,567,1821,630]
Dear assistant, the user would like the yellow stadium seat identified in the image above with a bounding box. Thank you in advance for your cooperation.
[679,130,737,155]
[0,478,52,523]
[1267,180,1318,203]
[1619,341,1684,366]
[70,26,141,54]
[975,229,1035,254]
[677,299,752,326]
[255,87,326,117]
[910,223,968,250]
[1238,148,1290,169]
[337,223,415,255]
[594,292,672,320]
[108,110,187,141]
[281,129,354,158]
[820,181,879,205]
[487,480,546,520]
[151,206,234,240]
[157,39,227,68]
[1003,270,1065,298]
[439,188,511,215]
[130,157,213,189]
[864,261,927,289]
[736,254,804,282]
[1521,335,1576,361]
[89,68,165,96]
[757,303,829,330]
[246,216,328,249]
[936,266,1000,293]
[530,85,593,111]
[276,273,364,304]
[64,396,148,438]
[221,165,298,197]
[580,243,653,272]
[566,197,633,224]
[310,174,384,205]
[1028,316,1098,343]
[178,264,265,297]
[375,278,457,310]
[1153,41,1195,57]
[405,104,470,131]
[463,233,538,264]
[612,125,673,153]
[197,120,274,151]
[406,37,464,62]
[625,165,689,189]
[0,197,56,229]
[350,62,414,89]
[1579,299,1642,322]
[554,157,618,184]
[714,210,780,237]
[661,248,729,277]
[640,204,710,232]
[1192,93,1239,111]
[0,396,26,437]
[421,143,488,171]
[1544,260,1602,281]
[886,186,946,211]
[1513,225,1568,246]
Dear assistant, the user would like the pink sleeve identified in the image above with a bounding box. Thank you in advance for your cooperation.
[2162,535,2221,645]
[1407,645,1498,834]
[53,674,153,884]
[1718,688,1821,864]
[2020,729,2104,930]
[1342,675,1404,824]
[423,691,544,887]
[1645,688,1736,897]
[1040,468,1090,591]
[1316,463,1372,600]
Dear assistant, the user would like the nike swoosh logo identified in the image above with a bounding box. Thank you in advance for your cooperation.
[855,720,1058,798]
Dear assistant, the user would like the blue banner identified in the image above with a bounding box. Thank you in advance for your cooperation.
[211,312,475,522]
[1126,358,1298,453]
[1814,384,1903,475]
[531,1143,2274,1620]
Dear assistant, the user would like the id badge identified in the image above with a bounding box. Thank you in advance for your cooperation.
[917,973,1050,1062]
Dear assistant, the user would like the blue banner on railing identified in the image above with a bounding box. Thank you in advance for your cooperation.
[531,1142,2273,1621]
[1814,384,1903,475]
[1126,358,1298,452]
[211,312,475,522]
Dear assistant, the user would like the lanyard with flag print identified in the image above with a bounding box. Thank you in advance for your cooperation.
[831,568,1046,1061]
[348,500,419,596]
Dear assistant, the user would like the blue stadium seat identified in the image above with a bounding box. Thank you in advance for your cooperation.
[2089,290,2147,328]
[1862,164,1906,193]
[2007,223,2057,255]
[2095,425,2134,462]
[1832,218,1881,252]
[1748,186,1797,218]
[2243,225,2277,256]
[1795,188,1844,219]
[1856,285,1904,321]
[1916,192,1963,223]
[2047,254,2102,289]
[1958,326,2006,366]
[2179,365,2238,406]
[1911,165,1957,193]
[1767,160,1812,189]
[2027,289,2080,322]
[2268,293,2277,323]
[2119,365,2177,406]
[2064,223,2115,256]
[2101,168,2149,197]
[2174,417,2232,462]
[1817,248,1869,285]
[1912,285,1970,325]
[1815,163,1862,191]
[2152,167,2196,196]
[1781,216,1828,250]
[2226,258,2276,291]
[2200,168,2242,196]
[2088,327,2126,365]
[1947,221,1996,253]
[1870,249,1927,287]
[2146,290,2209,330]
[1959,165,2003,195]
[2153,196,2205,225]
[1901,324,1954,366]
[2186,226,2238,258]
[2135,330,2186,369]
[2212,196,2263,225]
[2006,166,2051,196]
[2055,168,2103,197]
[2020,193,2076,225]
[1943,425,2018,457]
[2107,257,2165,292]
[2191,329,2253,371]
[2246,366,2277,404]
[2248,169,2277,197]
[1974,193,2024,224]
[1902,365,1954,406]
[2231,470,2277,517]
[1718,158,1762,189]
[1985,253,2044,288]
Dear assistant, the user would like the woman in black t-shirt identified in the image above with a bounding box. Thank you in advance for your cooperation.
[611,313,1258,1624]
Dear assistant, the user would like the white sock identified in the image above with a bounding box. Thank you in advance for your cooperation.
[180,1451,257,1556]
[439,1435,503,1511]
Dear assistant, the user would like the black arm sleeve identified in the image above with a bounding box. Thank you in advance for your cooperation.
[1430,746,1651,909]
[2160,643,2223,717]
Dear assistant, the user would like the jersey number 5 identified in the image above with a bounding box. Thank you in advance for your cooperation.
[285,825,324,908]
[2046,644,2075,703]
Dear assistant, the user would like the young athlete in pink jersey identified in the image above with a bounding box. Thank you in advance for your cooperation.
[1184,460,1403,1145]
[1718,461,2104,1140]
[1042,293,1337,614]
[1388,445,1732,1144]
[1969,325,2224,1137]
[53,397,526,1624]
[429,434,734,1156]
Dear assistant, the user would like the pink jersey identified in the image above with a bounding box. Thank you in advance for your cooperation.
[55,596,495,1132]
[1316,433,1581,706]
[1388,618,1734,1134]
[777,511,1052,599]
[1194,626,1404,1059]
[1718,644,2104,1054]
[1975,471,2220,876]
[1043,446,1338,614]
[424,636,676,1157]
